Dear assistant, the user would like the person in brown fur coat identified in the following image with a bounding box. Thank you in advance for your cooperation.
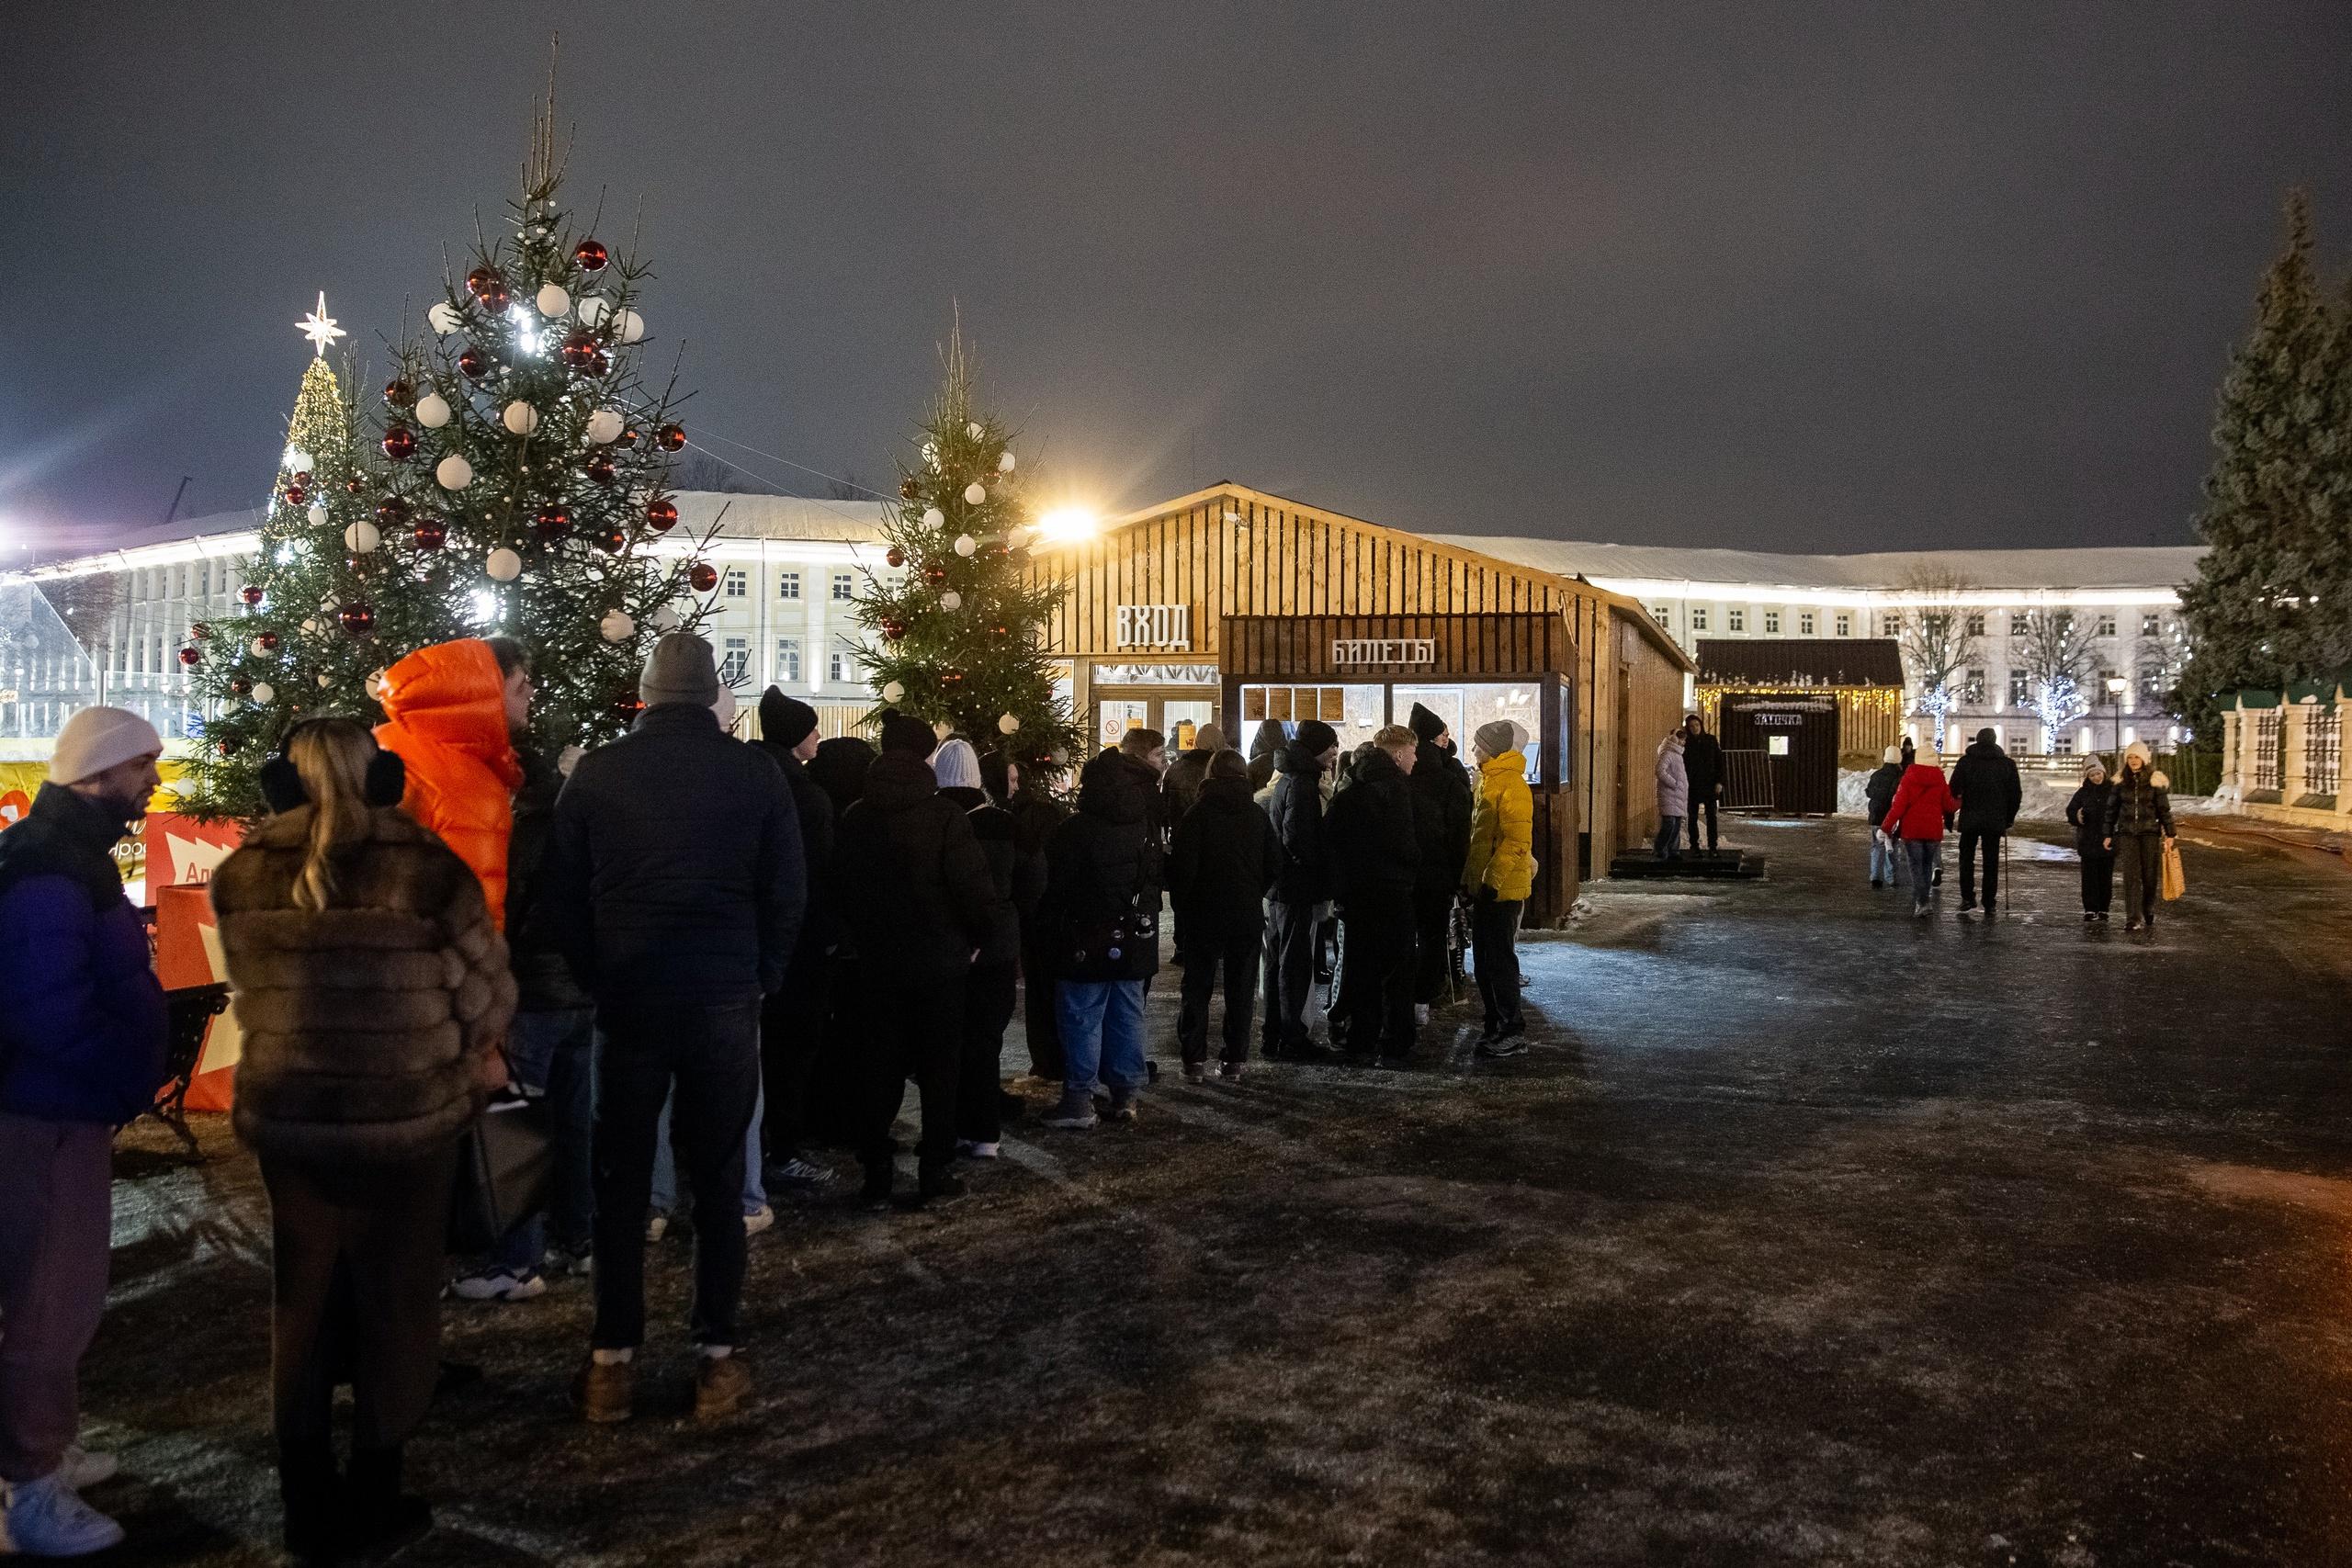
[209,717,514,1565]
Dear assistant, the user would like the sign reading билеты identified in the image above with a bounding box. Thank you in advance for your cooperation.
[1331,638,1437,668]
[1114,604,1192,649]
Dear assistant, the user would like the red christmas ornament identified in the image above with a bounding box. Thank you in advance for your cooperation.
[594,526,627,555]
[655,423,686,453]
[255,631,279,652]
[989,623,1012,639]
[218,737,241,758]
[622,423,643,447]
[899,477,922,502]
[177,645,201,669]
[230,675,253,696]
[688,561,718,592]
[879,617,907,641]
[643,496,678,532]
[573,238,610,272]
[384,378,416,407]
[292,470,312,488]
[533,505,572,542]
[413,516,447,552]
[941,667,966,686]
[377,496,410,528]
[458,345,489,380]
[923,564,949,587]
[240,584,264,606]
[191,621,214,640]
[380,424,417,462]
[338,601,376,637]
[583,453,617,486]
[560,329,601,372]
[345,475,365,495]
[610,694,645,726]
[885,547,905,568]
[466,266,509,309]
[282,484,307,507]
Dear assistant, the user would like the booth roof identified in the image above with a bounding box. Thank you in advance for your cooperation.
[1696,637,1905,688]
[1425,536,2204,596]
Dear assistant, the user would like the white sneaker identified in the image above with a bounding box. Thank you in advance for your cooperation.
[741,1204,775,1236]
[3,1471,126,1555]
[645,1214,669,1243]
[1414,1003,1430,1027]
[61,1446,118,1491]
[448,1269,548,1303]
[957,1140,1001,1160]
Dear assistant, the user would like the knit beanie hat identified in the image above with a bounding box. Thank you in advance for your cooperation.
[760,688,820,749]
[1976,728,1998,747]
[49,706,164,785]
[932,737,983,790]
[879,711,939,759]
[1473,719,1520,761]
[1883,745,1904,765]
[2082,757,2107,782]
[1295,719,1339,756]
[640,633,719,708]
[1191,721,1227,752]
[2124,739,2153,768]
[1408,702,1444,743]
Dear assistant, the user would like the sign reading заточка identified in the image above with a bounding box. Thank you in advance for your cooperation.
[1332,638,1437,668]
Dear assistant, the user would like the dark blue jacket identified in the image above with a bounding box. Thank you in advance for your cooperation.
[1266,743,1330,905]
[0,784,168,1123]
[545,704,806,1007]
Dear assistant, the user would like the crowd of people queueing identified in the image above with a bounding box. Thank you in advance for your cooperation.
[0,628,1542,1562]
[1861,728,2178,927]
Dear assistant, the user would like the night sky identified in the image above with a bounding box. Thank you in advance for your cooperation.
[5,3,2347,557]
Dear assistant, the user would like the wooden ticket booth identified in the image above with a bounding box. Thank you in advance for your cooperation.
[1028,484,1694,922]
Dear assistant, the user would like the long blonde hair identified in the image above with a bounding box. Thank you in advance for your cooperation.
[284,718,378,912]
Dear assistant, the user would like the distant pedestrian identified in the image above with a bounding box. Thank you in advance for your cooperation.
[0,708,168,1559]
[1882,745,1962,917]
[752,689,840,1193]
[1405,704,1473,1009]
[1261,719,1340,1063]
[1041,750,1161,1127]
[1161,721,1227,825]
[1169,750,1280,1081]
[211,717,515,1562]
[987,750,1069,1082]
[1681,713,1724,853]
[1654,731,1689,861]
[373,637,522,924]
[1864,744,1905,888]
[933,738,1031,1160]
[2067,758,2117,921]
[2103,741,2176,932]
[544,633,806,1427]
[1947,727,2022,916]
[1462,720,1534,1055]
[1326,725,1421,1062]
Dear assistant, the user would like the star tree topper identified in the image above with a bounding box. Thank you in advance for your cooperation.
[297,291,345,356]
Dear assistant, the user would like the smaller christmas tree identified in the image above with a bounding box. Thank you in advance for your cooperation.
[852,333,1084,778]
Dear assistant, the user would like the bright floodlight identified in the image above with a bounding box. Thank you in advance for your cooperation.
[1035,506,1099,542]
[2106,677,2128,694]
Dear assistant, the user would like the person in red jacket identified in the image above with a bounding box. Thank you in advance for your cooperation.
[374,638,523,926]
[1880,748,1960,918]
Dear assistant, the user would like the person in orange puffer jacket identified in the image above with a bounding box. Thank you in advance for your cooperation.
[374,638,524,928]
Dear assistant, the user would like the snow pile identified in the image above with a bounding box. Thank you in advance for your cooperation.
[1836,767,2220,824]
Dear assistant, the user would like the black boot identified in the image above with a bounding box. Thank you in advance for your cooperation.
[915,1165,967,1206]
[345,1443,433,1562]
[279,1448,344,1566]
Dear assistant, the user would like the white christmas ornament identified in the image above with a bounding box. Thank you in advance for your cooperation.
[300,618,321,635]
[964,482,987,506]
[364,669,389,702]
[598,608,636,643]
[584,409,625,445]
[954,535,977,558]
[616,308,645,343]
[998,713,1021,735]
[283,448,314,476]
[882,681,907,704]
[414,391,451,428]
[250,637,273,658]
[502,400,541,435]
[940,590,963,611]
[251,682,275,705]
[435,455,474,491]
[649,605,681,634]
[427,300,463,334]
[998,450,1016,473]
[315,672,333,689]
[922,507,945,529]
[922,441,941,472]
[536,283,571,318]
[306,502,327,528]
[576,296,610,328]
[344,521,380,554]
[967,422,984,439]
[485,547,523,581]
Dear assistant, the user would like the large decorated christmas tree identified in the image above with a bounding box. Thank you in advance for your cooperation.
[851,333,1084,778]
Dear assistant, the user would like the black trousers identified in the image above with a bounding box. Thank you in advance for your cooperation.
[1958,827,2001,908]
[957,962,1018,1144]
[1336,899,1419,1056]
[2078,844,2115,913]
[1261,898,1321,1049]
[1687,795,1719,852]
[2118,832,2164,922]
[592,998,762,1350]
[1019,926,1064,1079]
[862,972,965,1177]
[1411,887,1454,1003]
[1470,897,1524,1031]
[261,1147,455,1473]
[1180,924,1262,1066]
[761,944,829,1163]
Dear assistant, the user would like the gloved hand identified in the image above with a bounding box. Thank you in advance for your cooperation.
[1475,884,1498,904]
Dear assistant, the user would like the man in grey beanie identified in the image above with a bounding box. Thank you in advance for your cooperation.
[542,632,806,1426]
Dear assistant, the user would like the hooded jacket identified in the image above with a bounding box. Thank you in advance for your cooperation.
[2106,763,2175,839]
[2065,778,2115,856]
[1246,720,1287,794]
[374,639,523,926]
[210,804,515,1164]
[1463,752,1536,903]
[939,781,1032,967]
[0,784,169,1124]
[835,752,998,984]
[1326,746,1419,908]
[505,743,590,1012]
[1406,711,1475,896]
[1883,761,1960,841]
[1168,771,1281,941]
[1655,735,1690,819]
[1042,753,1161,982]
[1864,761,1905,828]
[754,688,839,958]
[1266,740,1332,904]
[1947,735,2023,833]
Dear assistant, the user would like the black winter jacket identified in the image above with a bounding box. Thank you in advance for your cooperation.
[1042,758,1160,983]
[1266,742,1331,905]
[1408,740,1474,894]
[753,739,838,958]
[1948,739,2023,832]
[547,704,805,1006]
[941,784,1029,966]
[2106,767,2175,839]
[1326,748,1419,908]
[1864,762,1905,829]
[1246,722,1285,794]
[834,754,997,986]
[1169,774,1280,941]
[505,744,590,1011]
[1683,731,1725,795]
[2065,781,2114,856]
[1162,746,1216,825]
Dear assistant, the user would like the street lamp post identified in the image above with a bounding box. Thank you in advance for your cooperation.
[2106,676,2128,764]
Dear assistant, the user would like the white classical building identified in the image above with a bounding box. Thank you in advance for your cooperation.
[1434,536,2206,758]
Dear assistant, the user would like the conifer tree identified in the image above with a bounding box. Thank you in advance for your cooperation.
[852,333,1084,777]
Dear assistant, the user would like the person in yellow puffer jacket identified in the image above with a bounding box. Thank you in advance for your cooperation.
[1462,720,1535,1055]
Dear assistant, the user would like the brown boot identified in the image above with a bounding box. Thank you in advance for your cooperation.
[694,1354,751,1423]
[572,1356,634,1424]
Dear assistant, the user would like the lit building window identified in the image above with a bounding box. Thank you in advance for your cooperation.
[719,637,749,686]
[2011,614,2030,637]
[775,639,801,683]
[2007,671,2030,706]
[829,650,855,682]
[1964,669,1986,702]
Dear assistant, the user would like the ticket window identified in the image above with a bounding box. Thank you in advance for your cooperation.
[1394,682,1546,782]
[1238,684,1384,761]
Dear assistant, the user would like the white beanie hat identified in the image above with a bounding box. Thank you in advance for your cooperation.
[1882,745,1904,765]
[50,706,164,785]
[932,737,983,790]
[2124,739,2153,768]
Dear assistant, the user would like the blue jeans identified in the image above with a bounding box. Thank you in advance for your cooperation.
[489,1008,596,1274]
[1057,979,1148,1099]
[1869,829,1901,885]
[1653,815,1682,861]
[651,1077,767,1217]
[1903,838,1939,897]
